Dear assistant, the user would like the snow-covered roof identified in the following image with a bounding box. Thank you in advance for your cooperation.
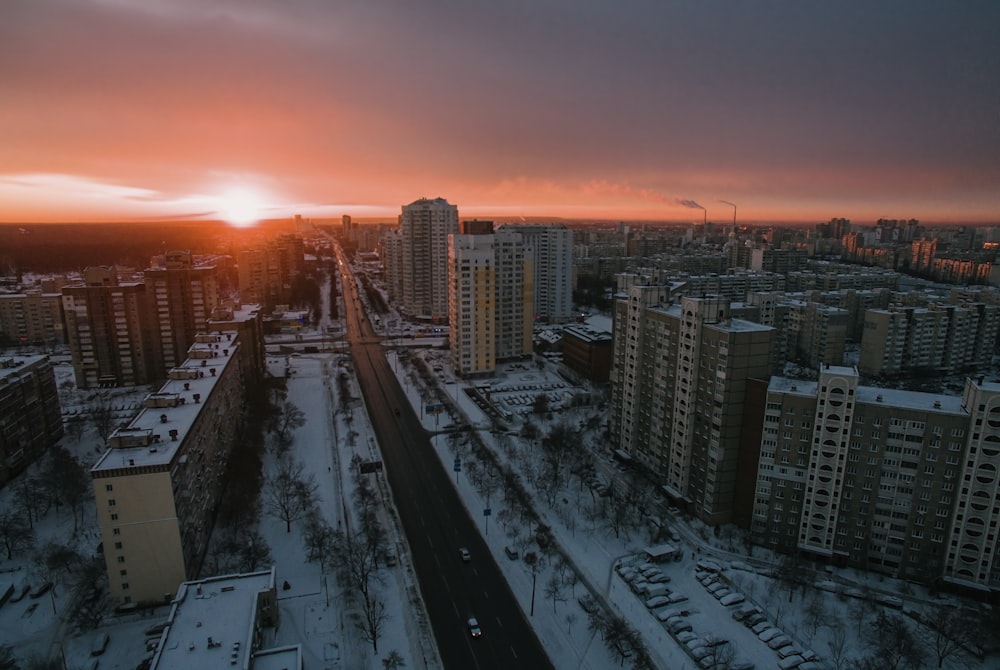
[92,335,239,472]
[151,568,276,670]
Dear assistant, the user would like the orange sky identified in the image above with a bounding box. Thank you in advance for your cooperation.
[2,1,998,225]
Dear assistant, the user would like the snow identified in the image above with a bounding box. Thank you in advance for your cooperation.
[0,273,993,670]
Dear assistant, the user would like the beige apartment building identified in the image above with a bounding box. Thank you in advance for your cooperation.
[0,291,65,348]
[399,197,458,322]
[859,302,999,377]
[610,289,774,524]
[750,366,1000,591]
[448,222,533,377]
[91,332,248,606]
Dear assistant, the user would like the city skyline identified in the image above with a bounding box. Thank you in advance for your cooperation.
[2,1,999,225]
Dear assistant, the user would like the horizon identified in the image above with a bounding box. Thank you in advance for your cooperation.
[2,2,998,225]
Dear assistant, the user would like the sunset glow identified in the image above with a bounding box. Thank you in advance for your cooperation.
[0,2,997,224]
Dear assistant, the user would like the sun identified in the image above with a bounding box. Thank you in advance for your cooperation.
[218,188,263,227]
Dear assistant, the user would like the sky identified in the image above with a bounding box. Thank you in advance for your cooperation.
[2,0,999,225]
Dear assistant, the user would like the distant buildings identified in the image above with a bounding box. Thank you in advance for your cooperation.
[0,355,62,487]
[0,290,64,349]
[506,224,574,323]
[91,331,252,606]
[237,234,306,308]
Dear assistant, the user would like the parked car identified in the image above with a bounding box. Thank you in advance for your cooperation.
[768,635,793,650]
[668,618,692,634]
[712,588,732,600]
[91,633,110,657]
[758,628,783,643]
[720,592,746,606]
[666,593,689,604]
[645,595,670,609]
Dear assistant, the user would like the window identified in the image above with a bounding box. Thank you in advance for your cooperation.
[117,556,125,564]
[107,499,117,507]
[112,528,120,536]
[114,542,123,550]
[119,570,127,577]
[110,513,118,521]
[121,583,129,591]
[105,484,113,492]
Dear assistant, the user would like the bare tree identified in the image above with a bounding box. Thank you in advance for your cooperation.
[89,392,116,445]
[263,458,318,532]
[271,401,306,454]
[357,593,389,655]
[304,515,338,571]
[826,622,850,670]
[237,530,272,573]
[804,589,826,636]
[920,606,976,669]
[44,446,90,532]
[544,574,566,613]
[381,650,406,670]
[0,508,34,559]
[564,611,578,634]
[860,610,925,670]
[15,476,49,530]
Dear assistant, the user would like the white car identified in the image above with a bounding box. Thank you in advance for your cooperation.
[645,595,670,609]
[719,592,745,606]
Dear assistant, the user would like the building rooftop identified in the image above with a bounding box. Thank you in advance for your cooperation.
[769,374,968,415]
[91,333,238,473]
[0,355,48,383]
[152,569,277,670]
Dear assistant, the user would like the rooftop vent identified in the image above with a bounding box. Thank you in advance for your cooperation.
[933,400,941,408]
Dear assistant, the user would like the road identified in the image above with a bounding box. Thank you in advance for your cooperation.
[333,246,553,670]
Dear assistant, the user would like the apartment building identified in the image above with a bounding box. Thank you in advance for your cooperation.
[860,302,999,377]
[144,251,221,371]
[0,291,65,348]
[150,568,300,670]
[91,332,248,606]
[447,222,533,377]
[62,267,162,388]
[399,197,458,322]
[504,224,574,323]
[0,355,63,487]
[610,289,774,523]
[749,366,1000,592]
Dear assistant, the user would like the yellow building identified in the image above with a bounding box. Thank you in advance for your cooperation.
[91,332,248,606]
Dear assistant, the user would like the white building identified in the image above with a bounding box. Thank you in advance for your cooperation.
[399,197,458,322]
[501,224,573,323]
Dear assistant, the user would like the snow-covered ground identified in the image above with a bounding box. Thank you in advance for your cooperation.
[1,266,994,669]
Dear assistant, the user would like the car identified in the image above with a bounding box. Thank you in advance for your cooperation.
[676,630,698,643]
[646,571,671,584]
[768,635,793,650]
[706,581,727,594]
[712,588,732,600]
[689,645,713,662]
[629,580,650,595]
[459,547,471,562]
[668,619,692,634]
[777,645,803,659]
[666,593,689,604]
[704,636,728,648]
[645,595,670,609]
[720,592,746,607]
[467,617,482,638]
[699,574,719,586]
[745,612,767,627]
[758,627,783,643]
[732,604,758,621]
[750,620,772,634]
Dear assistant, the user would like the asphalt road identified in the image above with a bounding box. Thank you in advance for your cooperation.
[335,247,553,670]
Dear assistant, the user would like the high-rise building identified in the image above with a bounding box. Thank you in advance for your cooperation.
[448,222,533,377]
[0,291,65,348]
[610,289,774,523]
[144,251,221,371]
[504,224,574,323]
[62,267,162,388]
[91,332,248,606]
[749,367,1000,591]
[399,198,458,322]
[0,355,63,487]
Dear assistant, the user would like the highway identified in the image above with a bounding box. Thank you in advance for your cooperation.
[333,247,553,670]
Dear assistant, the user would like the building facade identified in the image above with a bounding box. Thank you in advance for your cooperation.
[504,224,574,323]
[399,197,458,322]
[610,289,774,523]
[0,355,63,487]
[91,332,248,606]
[0,291,65,349]
[62,267,162,388]
[448,223,533,377]
[749,367,1000,592]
